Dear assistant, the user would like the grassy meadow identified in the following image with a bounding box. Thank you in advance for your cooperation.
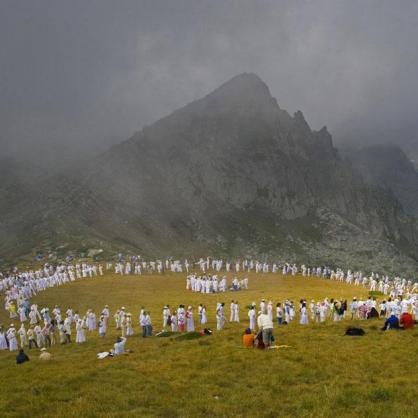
[0,271,417,418]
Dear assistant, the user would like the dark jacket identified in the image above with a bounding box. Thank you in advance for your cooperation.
[16,351,30,364]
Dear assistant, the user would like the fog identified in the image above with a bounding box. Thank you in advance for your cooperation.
[1,0,418,165]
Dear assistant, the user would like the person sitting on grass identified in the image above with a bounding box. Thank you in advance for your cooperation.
[381,314,400,331]
[16,349,29,365]
[254,331,265,349]
[242,328,255,348]
[39,347,52,361]
[113,337,127,355]
[400,312,414,329]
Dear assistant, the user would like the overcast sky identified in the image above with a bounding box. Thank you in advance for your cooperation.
[1,0,418,162]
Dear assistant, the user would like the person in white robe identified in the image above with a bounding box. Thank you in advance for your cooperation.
[126,313,134,336]
[18,306,27,323]
[171,311,178,332]
[18,324,27,348]
[299,303,309,325]
[216,303,225,331]
[0,326,8,350]
[98,315,107,337]
[34,324,43,348]
[86,310,96,331]
[162,306,170,330]
[186,306,195,332]
[248,306,256,331]
[233,302,240,322]
[76,319,86,343]
[200,305,207,327]
[7,325,18,351]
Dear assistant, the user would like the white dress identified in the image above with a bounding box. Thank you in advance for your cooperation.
[299,307,308,325]
[126,318,134,336]
[186,312,195,332]
[171,316,178,332]
[7,329,18,351]
[0,331,8,350]
[87,313,96,331]
[201,309,207,325]
[76,322,85,343]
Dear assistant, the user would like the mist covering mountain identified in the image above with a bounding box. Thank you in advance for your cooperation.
[1,73,418,272]
[345,145,418,216]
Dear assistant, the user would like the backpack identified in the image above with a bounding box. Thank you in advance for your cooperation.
[345,327,365,336]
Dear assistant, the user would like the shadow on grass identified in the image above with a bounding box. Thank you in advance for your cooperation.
[175,332,208,341]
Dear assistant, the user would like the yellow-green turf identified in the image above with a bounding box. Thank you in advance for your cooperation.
[0,272,417,418]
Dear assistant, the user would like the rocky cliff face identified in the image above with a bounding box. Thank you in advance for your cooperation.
[1,73,418,272]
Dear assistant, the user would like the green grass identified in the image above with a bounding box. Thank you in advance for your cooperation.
[0,272,417,418]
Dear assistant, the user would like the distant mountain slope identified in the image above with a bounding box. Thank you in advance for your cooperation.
[1,73,418,272]
[347,145,418,216]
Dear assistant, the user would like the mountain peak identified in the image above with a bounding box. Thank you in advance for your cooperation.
[206,72,275,107]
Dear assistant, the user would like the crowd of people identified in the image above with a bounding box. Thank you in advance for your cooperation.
[186,274,249,293]
[0,256,417,357]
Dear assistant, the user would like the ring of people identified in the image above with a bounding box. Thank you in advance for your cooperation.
[1,257,417,362]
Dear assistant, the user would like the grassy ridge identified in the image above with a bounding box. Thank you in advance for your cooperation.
[0,272,417,417]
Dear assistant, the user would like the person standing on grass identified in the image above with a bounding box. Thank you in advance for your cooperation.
[114,310,121,330]
[126,313,134,336]
[76,319,86,343]
[177,305,186,333]
[267,301,273,322]
[18,323,27,348]
[34,324,43,348]
[101,305,110,327]
[86,309,96,331]
[171,310,178,332]
[27,327,37,348]
[64,317,72,343]
[162,306,171,330]
[299,302,308,325]
[7,324,18,351]
[276,303,283,325]
[0,325,8,350]
[350,298,359,319]
[200,305,207,328]
[257,311,274,348]
[58,321,66,344]
[139,309,147,337]
[248,305,256,331]
[42,322,52,347]
[413,302,418,321]
[216,303,225,331]
[233,301,240,323]
[144,311,152,337]
[229,300,235,322]
[98,315,106,337]
[186,306,195,332]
